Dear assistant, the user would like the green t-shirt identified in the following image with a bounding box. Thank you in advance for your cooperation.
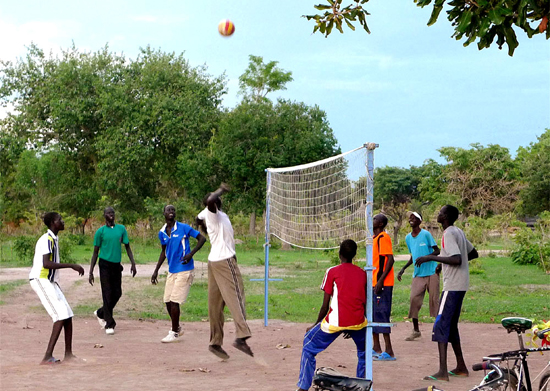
[93,224,129,263]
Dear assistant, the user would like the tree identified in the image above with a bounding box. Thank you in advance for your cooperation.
[1,44,225,218]
[305,0,549,56]
[212,99,340,235]
[238,55,293,102]
[438,143,522,217]
[516,129,550,215]
[374,166,421,243]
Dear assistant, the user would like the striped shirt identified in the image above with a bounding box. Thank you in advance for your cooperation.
[29,229,60,283]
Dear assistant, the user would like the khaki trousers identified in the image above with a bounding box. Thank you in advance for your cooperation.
[408,273,440,319]
[208,257,251,346]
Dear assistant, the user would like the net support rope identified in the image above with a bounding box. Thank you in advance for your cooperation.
[263,142,384,383]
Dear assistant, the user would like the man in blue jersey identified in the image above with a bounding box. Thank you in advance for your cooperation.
[151,205,206,343]
[397,212,440,341]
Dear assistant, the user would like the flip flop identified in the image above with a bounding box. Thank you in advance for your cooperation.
[40,357,61,365]
[423,375,449,382]
[374,352,396,361]
[372,350,381,358]
[449,371,469,377]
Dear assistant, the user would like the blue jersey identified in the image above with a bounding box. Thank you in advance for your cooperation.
[159,222,200,274]
[405,229,438,278]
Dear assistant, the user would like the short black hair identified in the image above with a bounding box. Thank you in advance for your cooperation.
[43,212,60,229]
[444,205,460,224]
[163,204,175,212]
[104,206,114,214]
[376,213,388,228]
[339,239,357,262]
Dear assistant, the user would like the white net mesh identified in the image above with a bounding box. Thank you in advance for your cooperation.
[266,145,372,250]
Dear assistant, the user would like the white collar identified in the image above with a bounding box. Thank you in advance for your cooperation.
[160,222,178,234]
[47,229,58,240]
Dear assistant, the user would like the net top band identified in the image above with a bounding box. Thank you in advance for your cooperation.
[266,144,368,173]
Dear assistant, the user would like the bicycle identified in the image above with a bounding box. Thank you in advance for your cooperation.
[413,317,550,391]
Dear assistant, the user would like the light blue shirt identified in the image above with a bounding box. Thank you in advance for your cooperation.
[406,229,438,278]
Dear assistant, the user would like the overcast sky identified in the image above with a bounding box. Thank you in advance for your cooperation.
[1,0,549,168]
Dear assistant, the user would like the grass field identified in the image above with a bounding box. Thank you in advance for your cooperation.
[2,234,548,324]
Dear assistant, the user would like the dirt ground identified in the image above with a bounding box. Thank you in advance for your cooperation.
[1,265,547,391]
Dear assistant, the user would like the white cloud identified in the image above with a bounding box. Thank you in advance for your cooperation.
[0,17,81,62]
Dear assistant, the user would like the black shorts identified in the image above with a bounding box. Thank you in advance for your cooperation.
[432,291,466,343]
[373,286,393,334]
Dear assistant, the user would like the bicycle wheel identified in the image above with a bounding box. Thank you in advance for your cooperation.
[484,368,525,391]
[539,370,550,391]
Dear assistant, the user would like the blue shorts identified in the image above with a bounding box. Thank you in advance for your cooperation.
[373,286,393,334]
[432,291,466,343]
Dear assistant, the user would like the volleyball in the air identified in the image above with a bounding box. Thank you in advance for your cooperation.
[218,19,235,37]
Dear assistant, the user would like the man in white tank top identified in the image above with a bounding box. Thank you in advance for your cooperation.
[196,183,253,360]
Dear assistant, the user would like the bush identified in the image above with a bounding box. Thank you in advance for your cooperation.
[13,236,37,260]
[510,227,550,271]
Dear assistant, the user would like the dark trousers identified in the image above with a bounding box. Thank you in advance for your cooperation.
[96,259,123,329]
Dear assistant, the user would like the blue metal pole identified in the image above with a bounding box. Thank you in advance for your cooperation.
[365,144,377,382]
[264,170,272,326]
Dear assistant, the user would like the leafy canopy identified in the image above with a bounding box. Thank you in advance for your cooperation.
[305,0,550,56]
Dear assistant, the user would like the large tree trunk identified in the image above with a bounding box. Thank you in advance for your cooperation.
[249,211,256,236]
[393,222,401,245]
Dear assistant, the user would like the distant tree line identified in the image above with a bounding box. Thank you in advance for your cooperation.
[1,45,548,238]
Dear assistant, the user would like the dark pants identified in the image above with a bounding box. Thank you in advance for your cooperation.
[96,259,123,329]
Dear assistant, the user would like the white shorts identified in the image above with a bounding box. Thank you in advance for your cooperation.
[30,279,73,322]
[163,270,194,304]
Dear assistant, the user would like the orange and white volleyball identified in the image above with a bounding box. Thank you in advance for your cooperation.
[218,19,235,36]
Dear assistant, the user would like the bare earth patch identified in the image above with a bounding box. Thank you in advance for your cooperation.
[1,265,548,391]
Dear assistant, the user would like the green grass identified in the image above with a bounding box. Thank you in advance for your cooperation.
[0,279,27,305]
[74,256,549,324]
[2,234,549,325]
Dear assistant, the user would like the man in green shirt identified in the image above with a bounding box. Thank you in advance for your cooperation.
[89,207,137,335]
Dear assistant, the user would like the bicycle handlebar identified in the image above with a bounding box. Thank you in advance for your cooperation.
[537,328,550,340]
[472,362,491,371]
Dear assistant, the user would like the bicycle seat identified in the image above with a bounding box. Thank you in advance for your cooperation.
[501,317,532,333]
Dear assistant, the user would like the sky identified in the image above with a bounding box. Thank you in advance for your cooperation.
[1,0,549,168]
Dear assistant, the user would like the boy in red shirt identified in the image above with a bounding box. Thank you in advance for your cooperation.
[372,213,396,360]
[296,239,368,391]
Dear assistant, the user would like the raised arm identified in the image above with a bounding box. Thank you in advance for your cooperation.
[206,183,230,213]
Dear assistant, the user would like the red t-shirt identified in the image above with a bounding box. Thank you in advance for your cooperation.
[320,262,368,333]
[373,232,394,287]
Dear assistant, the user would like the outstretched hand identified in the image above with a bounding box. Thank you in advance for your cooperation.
[415,256,428,267]
[220,183,231,192]
[73,264,84,276]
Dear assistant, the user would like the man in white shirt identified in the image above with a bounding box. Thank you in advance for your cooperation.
[196,183,253,360]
